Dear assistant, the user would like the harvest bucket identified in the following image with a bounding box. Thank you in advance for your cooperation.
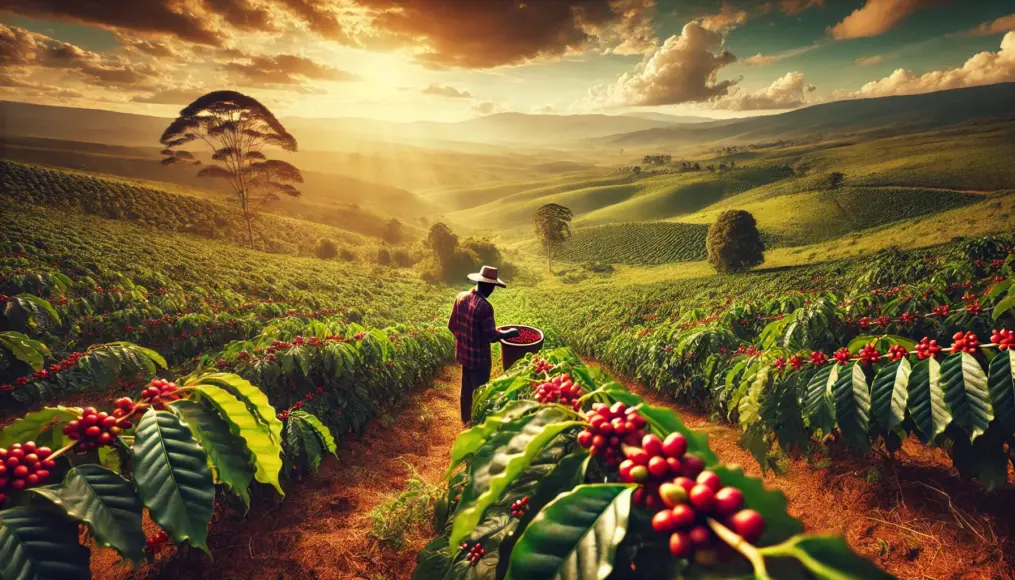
[498,325,544,372]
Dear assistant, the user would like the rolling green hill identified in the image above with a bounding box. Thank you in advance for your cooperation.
[0,160,386,257]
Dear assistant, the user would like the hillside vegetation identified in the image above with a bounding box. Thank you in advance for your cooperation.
[554,222,709,265]
[0,160,393,257]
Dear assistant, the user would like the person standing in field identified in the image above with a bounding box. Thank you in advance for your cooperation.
[447,266,520,426]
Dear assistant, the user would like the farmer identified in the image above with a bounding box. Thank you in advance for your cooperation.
[447,265,520,426]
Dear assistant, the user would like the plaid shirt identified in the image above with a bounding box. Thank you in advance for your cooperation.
[448,289,499,369]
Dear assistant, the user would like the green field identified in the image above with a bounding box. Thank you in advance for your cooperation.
[553,222,709,264]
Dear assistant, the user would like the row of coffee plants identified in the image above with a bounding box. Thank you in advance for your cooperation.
[1,205,452,332]
[414,349,888,579]
[517,237,1015,487]
[0,371,335,579]
[196,317,455,437]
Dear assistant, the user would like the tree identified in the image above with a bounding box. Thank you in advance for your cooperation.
[160,91,303,249]
[827,171,845,188]
[706,210,765,274]
[823,171,852,227]
[426,223,459,261]
[533,203,573,273]
[382,218,403,244]
[632,166,641,175]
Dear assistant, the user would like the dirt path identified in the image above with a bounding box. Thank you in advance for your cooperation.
[94,365,464,580]
[588,362,1015,580]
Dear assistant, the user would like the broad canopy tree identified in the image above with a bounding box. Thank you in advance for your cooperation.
[706,209,765,274]
[533,203,573,273]
[159,90,303,249]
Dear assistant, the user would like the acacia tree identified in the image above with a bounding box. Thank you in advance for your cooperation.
[533,203,573,273]
[159,90,303,249]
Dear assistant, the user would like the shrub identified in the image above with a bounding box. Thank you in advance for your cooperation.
[315,238,338,259]
[376,247,392,266]
[393,249,413,268]
[706,209,765,273]
[339,248,356,262]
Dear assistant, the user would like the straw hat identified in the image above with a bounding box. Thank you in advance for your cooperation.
[468,265,507,288]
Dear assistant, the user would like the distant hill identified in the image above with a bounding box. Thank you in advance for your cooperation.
[0,134,438,230]
[0,101,690,149]
[595,83,1015,150]
[621,112,713,123]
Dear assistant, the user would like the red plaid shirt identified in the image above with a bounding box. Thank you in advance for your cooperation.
[448,289,499,369]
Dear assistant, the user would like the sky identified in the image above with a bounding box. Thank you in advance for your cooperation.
[1,0,1014,122]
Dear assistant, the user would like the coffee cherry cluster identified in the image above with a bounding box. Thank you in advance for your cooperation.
[145,530,170,556]
[577,402,647,466]
[63,406,123,451]
[618,432,766,563]
[534,373,583,410]
[510,496,529,518]
[141,379,181,410]
[530,356,554,374]
[0,442,55,502]
[111,397,137,427]
[459,542,486,566]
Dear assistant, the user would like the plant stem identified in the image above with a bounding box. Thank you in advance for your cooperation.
[47,439,79,461]
[707,518,771,580]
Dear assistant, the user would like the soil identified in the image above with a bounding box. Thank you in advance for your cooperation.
[588,362,1015,580]
[91,366,464,580]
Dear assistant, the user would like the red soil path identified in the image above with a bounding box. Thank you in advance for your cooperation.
[588,362,1015,580]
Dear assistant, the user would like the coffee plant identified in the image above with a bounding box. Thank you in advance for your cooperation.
[414,349,889,579]
[0,371,334,578]
[501,236,1015,488]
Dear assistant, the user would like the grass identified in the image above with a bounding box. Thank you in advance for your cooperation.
[368,463,444,549]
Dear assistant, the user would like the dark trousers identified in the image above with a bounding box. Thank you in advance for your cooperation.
[461,365,491,424]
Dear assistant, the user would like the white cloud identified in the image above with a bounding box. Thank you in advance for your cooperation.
[583,22,737,107]
[714,71,816,110]
[854,55,884,66]
[698,4,749,33]
[744,53,781,65]
[848,31,1015,98]
[471,101,505,115]
[421,84,472,98]
[829,0,935,40]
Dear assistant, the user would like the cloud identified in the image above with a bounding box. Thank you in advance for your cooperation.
[276,0,351,42]
[847,31,1015,98]
[698,3,749,33]
[117,35,182,58]
[351,0,657,68]
[222,54,359,86]
[0,24,157,86]
[855,55,884,66]
[471,101,505,115]
[829,0,936,40]
[421,84,473,98]
[585,22,737,107]
[744,53,781,65]
[779,0,824,15]
[964,13,1015,37]
[533,105,555,114]
[601,0,659,55]
[714,71,815,110]
[1,0,221,46]
[131,88,209,105]
[202,0,277,33]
